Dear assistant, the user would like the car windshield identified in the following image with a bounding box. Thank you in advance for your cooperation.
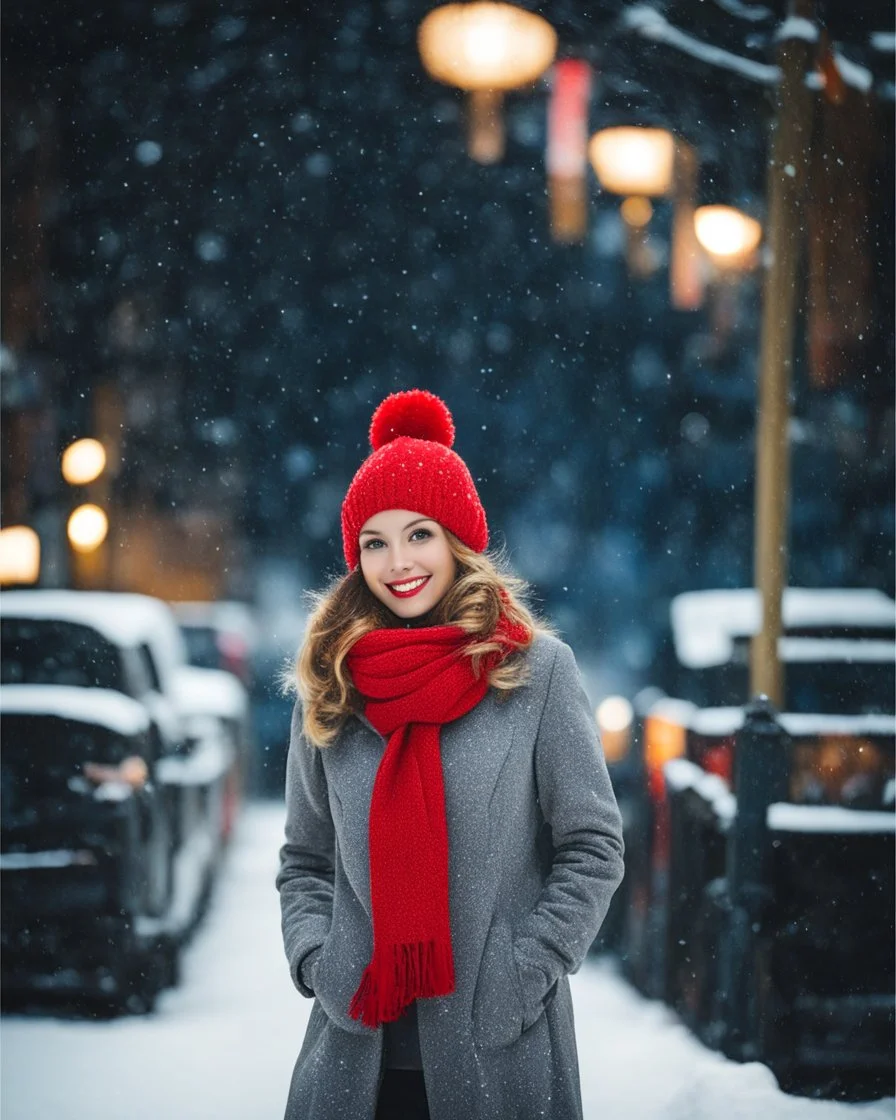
[1,618,125,693]
[179,624,221,671]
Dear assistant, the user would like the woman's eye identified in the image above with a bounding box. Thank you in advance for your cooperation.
[410,529,432,542]
[362,539,384,550]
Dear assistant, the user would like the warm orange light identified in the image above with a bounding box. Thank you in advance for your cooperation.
[62,438,107,485]
[418,3,557,91]
[67,504,108,553]
[83,755,149,789]
[597,696,634,763]
[588,127,676,198]
[0,525,40,585]
[694,205,762,268]
[644,713,687,774]
[620,196,653,228]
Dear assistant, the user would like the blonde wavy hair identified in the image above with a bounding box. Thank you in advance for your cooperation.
[282,532,553,747]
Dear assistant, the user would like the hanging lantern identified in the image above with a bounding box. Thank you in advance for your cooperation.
[694,205,763,270]
[418,3,557,164]
[62,437,107,485]
[0,525,40,585]
[587,126,676,198]
[588,125,696,298]
[546,60,592,243]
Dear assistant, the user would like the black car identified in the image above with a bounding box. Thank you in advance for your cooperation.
[1,684,175,1012]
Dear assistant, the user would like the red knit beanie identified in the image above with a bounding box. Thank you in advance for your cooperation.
[341,390,489,570]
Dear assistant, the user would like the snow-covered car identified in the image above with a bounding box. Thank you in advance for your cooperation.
[0,685,175,1011]
[169,600,256,823]
[1,591,186,756]
[170,664,251,841]
[1,590,242,941]
[170,599,257,686]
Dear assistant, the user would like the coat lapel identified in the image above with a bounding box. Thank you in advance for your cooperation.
[441,690,520,837]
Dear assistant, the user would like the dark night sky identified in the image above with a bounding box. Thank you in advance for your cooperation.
[2,0,893,684]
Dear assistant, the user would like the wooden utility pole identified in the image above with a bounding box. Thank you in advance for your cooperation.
[750,0,815,705]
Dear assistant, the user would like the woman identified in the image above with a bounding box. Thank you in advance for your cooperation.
[277,389,625,1120]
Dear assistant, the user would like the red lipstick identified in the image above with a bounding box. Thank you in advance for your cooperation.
[387,575,432,599]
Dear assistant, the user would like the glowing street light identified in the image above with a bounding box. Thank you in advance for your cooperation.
[596,695,634,765]
[418,2,557,163]
[588,126,676,199]
[694,204,763,269]
[0,525,41,585]
[62,438,107,485]
[67,504,108,553]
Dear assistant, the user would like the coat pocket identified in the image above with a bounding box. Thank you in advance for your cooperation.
[312,934,373,1037]
[471,919,528,1050]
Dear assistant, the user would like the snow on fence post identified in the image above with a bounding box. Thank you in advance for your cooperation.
[719,695,790,1060]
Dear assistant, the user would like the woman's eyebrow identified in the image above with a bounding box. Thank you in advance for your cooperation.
[359,517,433,538]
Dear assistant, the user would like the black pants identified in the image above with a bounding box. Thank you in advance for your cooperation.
[375,1070,430,1120]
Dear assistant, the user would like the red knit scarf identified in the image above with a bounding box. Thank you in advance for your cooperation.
[345,614,530,1028]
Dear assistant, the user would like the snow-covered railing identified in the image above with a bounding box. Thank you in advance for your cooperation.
[663,756,736,825]
[658,703,896,741]
[669,587,896,669]
[664,757,896,833]
[766,803,895,834]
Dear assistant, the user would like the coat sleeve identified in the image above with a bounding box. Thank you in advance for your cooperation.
[275,699,335,997]
[512,639,625,1026]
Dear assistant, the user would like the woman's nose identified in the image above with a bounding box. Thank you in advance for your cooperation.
[390,547,412,572]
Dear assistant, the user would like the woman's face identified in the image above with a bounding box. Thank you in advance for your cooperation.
[359,509,457,621]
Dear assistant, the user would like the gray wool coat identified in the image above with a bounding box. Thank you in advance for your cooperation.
[276,631,625,1120]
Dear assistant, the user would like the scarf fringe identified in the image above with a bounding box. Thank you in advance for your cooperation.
[349,939,455,1028]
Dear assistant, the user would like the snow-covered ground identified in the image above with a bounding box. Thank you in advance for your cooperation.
[1,803,893,1120]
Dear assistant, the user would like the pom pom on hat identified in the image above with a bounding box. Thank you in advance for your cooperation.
[341,389,488,570]
[370,390,455,451]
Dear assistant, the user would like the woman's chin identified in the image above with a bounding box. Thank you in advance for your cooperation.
[387,600,438,625]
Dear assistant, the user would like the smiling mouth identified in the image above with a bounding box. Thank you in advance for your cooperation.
[386,575,432,599]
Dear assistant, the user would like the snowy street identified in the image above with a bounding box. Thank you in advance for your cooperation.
[3,0,894,1115]
[1,802,892,1120]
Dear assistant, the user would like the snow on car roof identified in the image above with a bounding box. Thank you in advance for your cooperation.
[671,588,896,668]
[169,600,257,644]
[171,664,248,720]
[1,590,187,674]
[0,684,150,736]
